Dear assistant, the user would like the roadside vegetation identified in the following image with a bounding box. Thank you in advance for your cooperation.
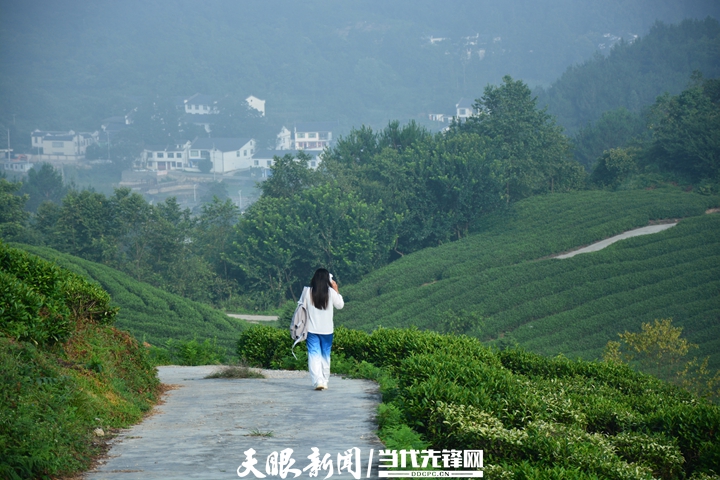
[239,325,720,478]
[12,243,249,363]
[0,243,160,479]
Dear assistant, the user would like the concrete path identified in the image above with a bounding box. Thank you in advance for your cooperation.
[86,366,384,480]
[554,223,677,259]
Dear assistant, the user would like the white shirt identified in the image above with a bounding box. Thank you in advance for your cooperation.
[306,287,344,335]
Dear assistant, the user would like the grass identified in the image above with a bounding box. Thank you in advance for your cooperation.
[205,364,265,379]
[246,428,274,437]
[1,244,160,479]
[337,188,720,367]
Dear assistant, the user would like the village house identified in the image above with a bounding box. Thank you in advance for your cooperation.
[30,130,98,162]
[182,93,219,115]
[455,98,475,120]
[253,149,323,169]
[293,122,335,151]
[245,95,266,116]
[2,161,34,174]
[140,142,191,172]
[189,137,256,174]
[276,126,292,150]
[428,98,478,124]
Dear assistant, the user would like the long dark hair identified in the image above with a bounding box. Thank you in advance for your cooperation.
[310,268,331,310]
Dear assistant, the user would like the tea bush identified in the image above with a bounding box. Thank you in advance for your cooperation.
[237,324,720,478]
[337,189,720,369]
[0,243,159,479]
[15,244,249,354]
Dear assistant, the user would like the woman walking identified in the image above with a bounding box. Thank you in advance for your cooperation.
[304,268,343,390]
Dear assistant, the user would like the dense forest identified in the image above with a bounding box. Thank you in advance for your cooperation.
[1,0,719,155]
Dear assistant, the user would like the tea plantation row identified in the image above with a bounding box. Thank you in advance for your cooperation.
[12,244,250,353]
[1,243,159,479]
[338,189,720,366]
[238,325,720,479]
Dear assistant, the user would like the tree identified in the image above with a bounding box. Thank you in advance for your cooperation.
[572,107,646,170]
[458,76,584,203]
[194,197,241,298]
[259,152,319,199]
[19,163,68,212]
[604,318,720,401]
[0,178,29,240]
[646,78,720,181]
[604,318,695,370]
[200,182,229,204]
[231,183,389,306]
[52,189,113,261]
[590,147,639,188]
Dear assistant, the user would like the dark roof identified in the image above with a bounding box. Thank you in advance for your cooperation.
[456,98,474,109]
[295,122,336,133]
[191,138,252,152]
[185,93,215,106]
[144,144,186,152]
[32,130,68,137]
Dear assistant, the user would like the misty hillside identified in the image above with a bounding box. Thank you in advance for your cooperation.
[538,17,720,134]
[1,0,718,149]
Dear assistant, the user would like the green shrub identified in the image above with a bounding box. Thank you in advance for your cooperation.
[0,243,118,345]
[245,323,720,477]
[165,337,227,366]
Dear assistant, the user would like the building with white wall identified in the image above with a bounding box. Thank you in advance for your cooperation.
[189,138,256,174]
[246,95,266,116]
[30,130,98,161]
[182,93,218,115]
[253,149,323,169]
[293,122,335,151]
[140,143,191,172]
[276,126,292,150]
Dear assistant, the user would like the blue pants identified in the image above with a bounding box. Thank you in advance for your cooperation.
[307,332,333,388]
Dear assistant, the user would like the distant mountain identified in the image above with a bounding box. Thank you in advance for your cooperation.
[537,17,720,134]
[1,0,718,152]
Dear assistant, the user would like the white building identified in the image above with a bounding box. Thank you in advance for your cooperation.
[253,149,323,169]
[276,126,292,150]
[30,130,98,161]
[2,161,34,173]
[455,98,475,120]
[293,122,335,151]
[140,142,191,172]
[246,95,266,116]
[189,138,256,174]
[182,93,218,115]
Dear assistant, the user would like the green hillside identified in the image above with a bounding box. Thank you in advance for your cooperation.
[337,189,720,366]
[13,244,249,353]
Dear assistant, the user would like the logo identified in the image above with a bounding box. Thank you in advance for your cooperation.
[236,448,484,478]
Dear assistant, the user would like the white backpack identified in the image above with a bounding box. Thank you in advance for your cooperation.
[289,287,311,359]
